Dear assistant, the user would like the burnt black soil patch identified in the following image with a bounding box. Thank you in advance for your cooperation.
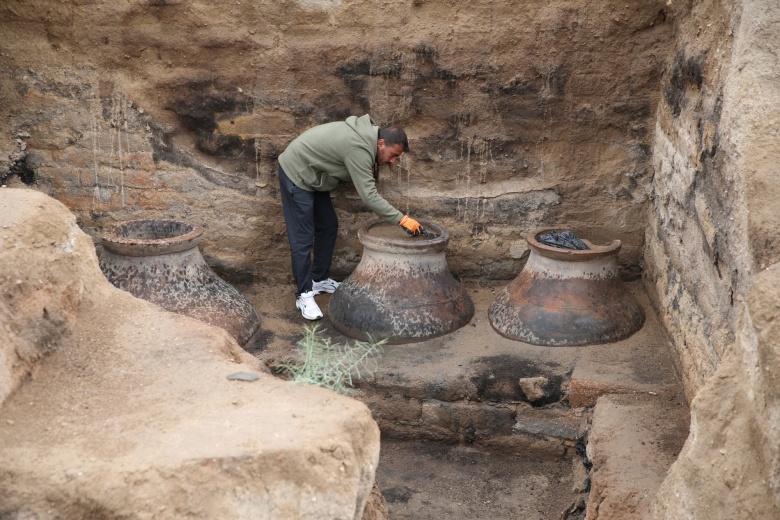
[383,486,416,504]
[469,354,565,406]
[245,328,275,354]
[1,155,37,185]
[664,51,704,117]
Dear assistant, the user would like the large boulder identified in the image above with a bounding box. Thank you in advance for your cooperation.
[650,262,780,519]
[0,188,380,519]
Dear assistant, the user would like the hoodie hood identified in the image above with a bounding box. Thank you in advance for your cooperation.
[345,114,380,153]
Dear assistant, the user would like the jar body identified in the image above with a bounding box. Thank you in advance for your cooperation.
[489,229,645,346]
[329,220,474,344]
[99,220,261,348]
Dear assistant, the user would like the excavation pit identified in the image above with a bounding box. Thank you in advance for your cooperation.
[0,0,771,514]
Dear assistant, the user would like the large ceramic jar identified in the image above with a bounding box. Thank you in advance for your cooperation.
[99,220,261,348]
[489,229,645,346]
[329,219,474,344]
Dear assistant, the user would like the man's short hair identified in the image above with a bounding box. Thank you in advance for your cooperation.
[379,125,410,152]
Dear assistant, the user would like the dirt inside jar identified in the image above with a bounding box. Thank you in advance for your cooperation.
[367,222,438,240]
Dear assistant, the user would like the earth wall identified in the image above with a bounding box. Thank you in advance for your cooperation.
[0,0,675,283]
[648,0,780,517]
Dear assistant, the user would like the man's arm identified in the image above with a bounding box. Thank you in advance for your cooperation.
[344,151,404,224]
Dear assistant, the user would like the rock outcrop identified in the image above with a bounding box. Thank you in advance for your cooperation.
[0,188,381,519]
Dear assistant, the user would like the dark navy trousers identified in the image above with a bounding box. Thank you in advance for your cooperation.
[278,165,338,296]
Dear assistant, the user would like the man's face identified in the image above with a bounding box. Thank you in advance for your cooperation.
[376,140,405,166]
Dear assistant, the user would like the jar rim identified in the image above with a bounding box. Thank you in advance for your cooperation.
[101,219,204,256]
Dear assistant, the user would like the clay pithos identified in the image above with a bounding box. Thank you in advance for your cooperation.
[329,219,473,344]
[489,228,645,346]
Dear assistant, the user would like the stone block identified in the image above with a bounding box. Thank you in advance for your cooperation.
[512,405,584,442]
[420,399,455,430]
[585,394,688,520]
[358,391,423,426]
[569,375,635,408]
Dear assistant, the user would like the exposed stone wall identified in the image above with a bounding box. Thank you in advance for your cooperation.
[0,0,675,283]
[646,0,780,399]
[648,0,780,517]
[643,0,747,399]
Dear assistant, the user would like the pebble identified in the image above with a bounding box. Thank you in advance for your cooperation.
[226,371,260,382]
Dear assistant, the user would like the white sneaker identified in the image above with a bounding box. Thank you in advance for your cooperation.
[296,290,323,320]
[312,278,341,294]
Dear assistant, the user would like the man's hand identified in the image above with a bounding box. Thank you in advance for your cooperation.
[399,215,423,236]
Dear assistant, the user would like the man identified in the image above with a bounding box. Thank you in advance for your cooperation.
[277,114,425,320]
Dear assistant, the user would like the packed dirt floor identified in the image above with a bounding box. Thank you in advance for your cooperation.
[238,279,689,519]
[376,439,576,519]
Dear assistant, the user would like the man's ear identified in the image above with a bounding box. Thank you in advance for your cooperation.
[377,138,386,150]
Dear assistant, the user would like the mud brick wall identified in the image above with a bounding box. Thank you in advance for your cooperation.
[644,0,740,398]
[644,0,778,399]
[647,1,780,512]
[0,0,674,283]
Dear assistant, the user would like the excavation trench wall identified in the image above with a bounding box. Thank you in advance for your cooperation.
[646,0,780,517]
[644,0,743,400]
[0,0,674,283]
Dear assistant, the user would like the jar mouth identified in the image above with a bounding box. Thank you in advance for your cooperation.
[102,220,204,256]
[527,228,621,261]
[358,219,449,253]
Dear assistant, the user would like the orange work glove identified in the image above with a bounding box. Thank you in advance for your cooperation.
[399,215,423,236]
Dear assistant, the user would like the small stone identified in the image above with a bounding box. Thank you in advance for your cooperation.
[226,371,260,382]
[519,376,549,402]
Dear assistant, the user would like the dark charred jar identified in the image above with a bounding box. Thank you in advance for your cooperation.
[489,229,645,346]
[99,220,261,348]
[328,220,474,344]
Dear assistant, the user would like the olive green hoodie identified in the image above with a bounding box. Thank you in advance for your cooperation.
[278,114,404,224]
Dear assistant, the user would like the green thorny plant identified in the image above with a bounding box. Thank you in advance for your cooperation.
[277,325,386,395]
